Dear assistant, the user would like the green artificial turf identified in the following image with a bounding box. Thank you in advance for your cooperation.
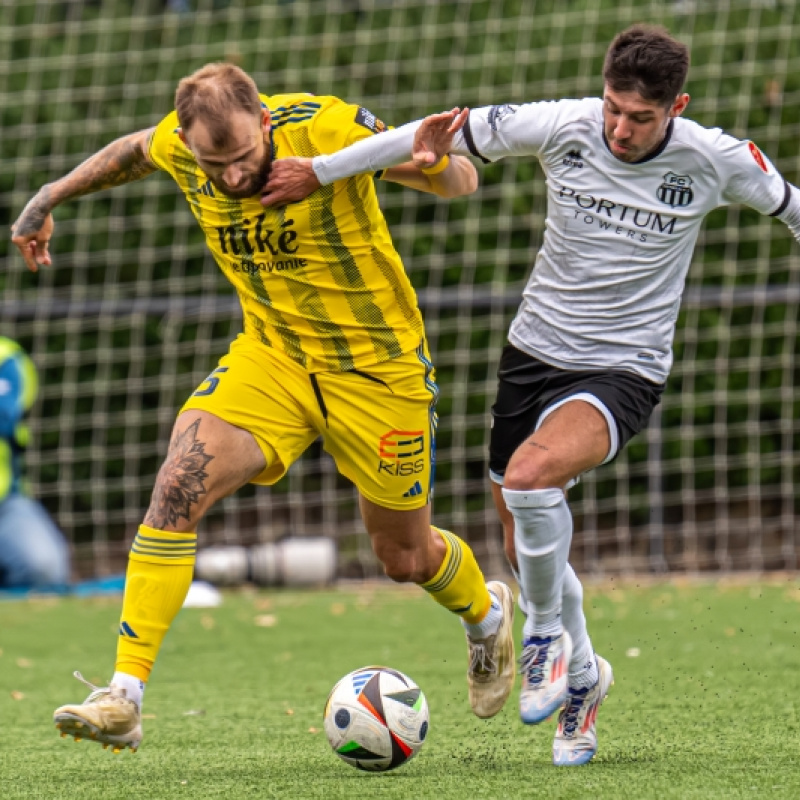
[1,579,799,799]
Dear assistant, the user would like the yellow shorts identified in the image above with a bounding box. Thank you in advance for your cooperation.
[180,333,439,510]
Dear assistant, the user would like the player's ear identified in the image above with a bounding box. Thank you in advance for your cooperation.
[670,93,690,118]
[177,128,189,148]
[260,107,271,133]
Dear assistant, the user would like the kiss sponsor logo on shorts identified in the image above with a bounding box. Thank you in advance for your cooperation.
[377,429,425,477]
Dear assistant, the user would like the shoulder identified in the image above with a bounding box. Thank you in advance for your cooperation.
[671,117,772,177]
[149,110,192,169]
[499,96,601,125]
[516,97,603,143]
[265,93,327,129]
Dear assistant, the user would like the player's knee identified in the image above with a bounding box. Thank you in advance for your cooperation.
[503,460,555,491]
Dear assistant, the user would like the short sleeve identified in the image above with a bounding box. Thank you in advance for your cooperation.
[716,132,790,215]
[147,110,183,177]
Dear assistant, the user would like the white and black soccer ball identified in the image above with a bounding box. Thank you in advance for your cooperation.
[323,665,429,772]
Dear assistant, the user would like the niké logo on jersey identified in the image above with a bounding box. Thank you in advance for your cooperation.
[657,173,694,208]
[216,215,298,257]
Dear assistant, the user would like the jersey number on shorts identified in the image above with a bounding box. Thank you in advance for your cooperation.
[193,366,229,397]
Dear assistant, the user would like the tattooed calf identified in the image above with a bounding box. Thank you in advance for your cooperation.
[144,418,215,529]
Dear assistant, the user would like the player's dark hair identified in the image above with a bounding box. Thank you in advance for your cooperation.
[175,63,262,147]
[603,24,689,107]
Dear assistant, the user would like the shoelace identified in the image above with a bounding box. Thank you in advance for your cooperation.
[468,641,498,677]
[518,642,549,687]
[73,670,126,704]
[559,690,588,737]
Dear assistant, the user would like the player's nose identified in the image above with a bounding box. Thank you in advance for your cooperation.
[223,164,245,188]
[613,118,631,140]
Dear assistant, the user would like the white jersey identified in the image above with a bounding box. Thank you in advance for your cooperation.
[454,98,792,382]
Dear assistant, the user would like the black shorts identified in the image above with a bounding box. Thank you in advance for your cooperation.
[489,344,664,480]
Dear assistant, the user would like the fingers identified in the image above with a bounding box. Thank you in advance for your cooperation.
[34,238,52,268]
[260,158,320,207]
[11,209,54,272]
[448,107,470,133]
[259,190,286,208]
[10,233,39,273]
[411,148,438,169]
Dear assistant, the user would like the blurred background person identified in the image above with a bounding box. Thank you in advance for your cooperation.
[0,337,70,591]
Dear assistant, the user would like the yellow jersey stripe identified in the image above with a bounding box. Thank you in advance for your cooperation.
[290,127,402,363]
[347,176,421,333]
[344,178,409,357]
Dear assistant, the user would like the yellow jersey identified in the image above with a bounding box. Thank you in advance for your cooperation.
[147,93,425,372]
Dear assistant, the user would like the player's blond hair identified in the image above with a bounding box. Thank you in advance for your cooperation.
[175,63,262,147]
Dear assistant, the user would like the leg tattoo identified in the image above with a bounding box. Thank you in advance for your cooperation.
[144,418,215,529]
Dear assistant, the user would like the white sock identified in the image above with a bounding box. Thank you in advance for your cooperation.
[562,564,599,689]
[562,563,593,671]
[568,657,599,691]
[462,588,504,640]
[111,671,145,708]
[503,487,572,639]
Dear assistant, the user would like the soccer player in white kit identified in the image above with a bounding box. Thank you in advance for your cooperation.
[261,24,800,765]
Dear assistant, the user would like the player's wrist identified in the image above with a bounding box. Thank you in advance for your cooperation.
[420,154,450,175]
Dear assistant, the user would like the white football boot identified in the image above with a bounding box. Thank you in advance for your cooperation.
[553,655,614,766]
[518,630,572,724]
[54,671,142,753]
[465,580,516,718]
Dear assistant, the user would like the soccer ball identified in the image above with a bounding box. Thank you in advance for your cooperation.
[323,665,429,772]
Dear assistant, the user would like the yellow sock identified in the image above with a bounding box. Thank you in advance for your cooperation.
[420,527,492,624]
[115,525,197,682]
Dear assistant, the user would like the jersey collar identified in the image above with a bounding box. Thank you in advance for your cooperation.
[602,118,675,164]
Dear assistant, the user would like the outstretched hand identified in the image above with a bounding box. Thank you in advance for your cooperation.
[412,107,470,170]
[261,157,320,208]
[11,202,54,273]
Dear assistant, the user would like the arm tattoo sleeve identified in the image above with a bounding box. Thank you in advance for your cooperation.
[13,129,157,238]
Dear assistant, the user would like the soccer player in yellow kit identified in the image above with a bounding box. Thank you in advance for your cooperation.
[11,63,514,752]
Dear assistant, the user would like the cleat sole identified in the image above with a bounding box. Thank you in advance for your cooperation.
[53,713,141,752]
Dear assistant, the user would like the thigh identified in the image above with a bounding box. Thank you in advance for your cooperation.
[315,342,438,511]
[489,346,663,484]
[489,346,572,483]
[180,333,321,486]
[505,398,611,489]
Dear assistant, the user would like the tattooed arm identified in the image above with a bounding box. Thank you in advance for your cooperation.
[10,127,157,272]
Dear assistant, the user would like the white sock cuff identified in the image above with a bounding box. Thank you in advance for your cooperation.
[502,487,564,510]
